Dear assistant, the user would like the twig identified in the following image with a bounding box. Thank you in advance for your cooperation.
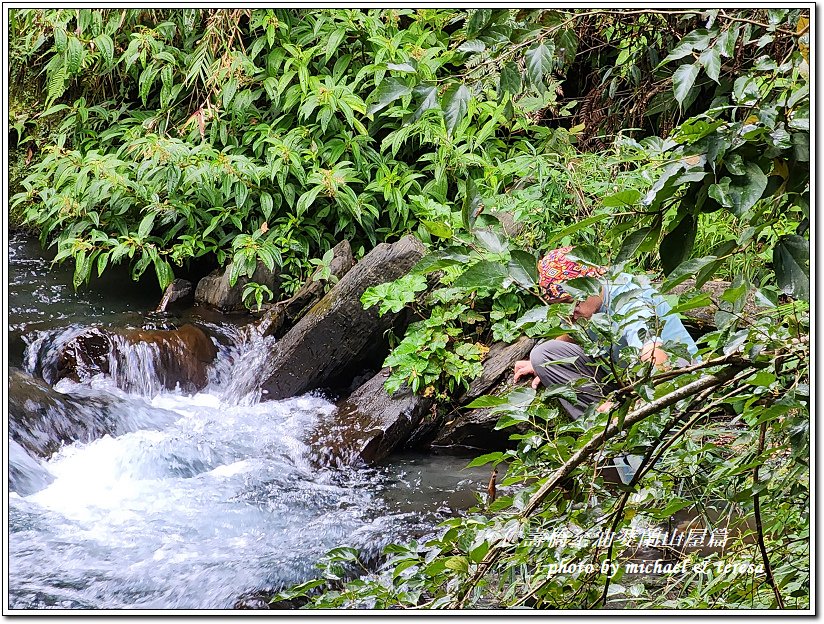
[753,420,785,609]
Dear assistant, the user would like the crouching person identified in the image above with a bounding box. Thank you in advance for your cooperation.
[513,247,699,482]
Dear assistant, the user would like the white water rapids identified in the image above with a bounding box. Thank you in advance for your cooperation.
[9,373,482,609]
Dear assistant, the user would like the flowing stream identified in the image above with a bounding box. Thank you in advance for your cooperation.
[7,232,489,609]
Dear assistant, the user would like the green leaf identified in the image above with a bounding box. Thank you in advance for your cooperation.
[470,541,490,563]
[508,250,538,289]
[461,177,481,232]
[137,212,156,239]
[444,556,469,573]
[325,28,346,62]
[66,36,84,76]
[467,9,492,38]
[454,260,509,291]
[367,77,412,116]
[722,162,768,217]
[153,258,174,290]
[773,235,809,301]
[668,292,713,315]
[47,62,67,106]
[660,29,711,64]
[73,251,91,290]
[662,256,718,291]
[615,226,654,264]
[412,84,439,122]
[525,42,555,91]
[442,83,471,135]
[716,26,739,58]
[457,40,485,54]
[732,76,759,105]
[296,186,322,216]
[499,61,521,95]
[222,77,238,109]
[93,34,114,67]
[386,61,417,73]
[698,46,721,83]
[260,192,274,220]
[672,62,700,109]
[474,228,507,254]
[547,213,611,246]
[601,189,641,208]
[514,306,549,329]
[659,214,696,275]
[421,220,453,239]
[466,451,504,467]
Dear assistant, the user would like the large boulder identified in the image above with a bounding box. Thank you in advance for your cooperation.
[257,240,355,338]
[41,323,217,394]
[462,336,536,403]
[9,368,179,494]
[195,261,279,313]
[307,369,433,467]
[259,235,425,400]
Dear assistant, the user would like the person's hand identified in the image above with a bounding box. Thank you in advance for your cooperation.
[514,360,543,389]
[513,359,535,382]
[596,400,615,413]
[640,342,670,370]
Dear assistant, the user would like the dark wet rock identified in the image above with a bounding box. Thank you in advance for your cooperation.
[259,235,425,400]
[411,337,535,452]
[308,369,433,467]
[432,378,530,452]
[233,593,274,610]
[9,368,120,458]
[116,324,217,392]
[195,261,280,313]
[44,324,217,393]
[155,278,194,312]
[257,240,355,338]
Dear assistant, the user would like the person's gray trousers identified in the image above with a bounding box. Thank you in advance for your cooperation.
[530,339,612,420]
[530,339,664,485]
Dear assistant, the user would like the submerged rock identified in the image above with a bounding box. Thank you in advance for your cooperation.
[42,323,217,394]
[260,235,425,400]
[309,368,433,467]
[195,261,279,313]
[9,368,120,459]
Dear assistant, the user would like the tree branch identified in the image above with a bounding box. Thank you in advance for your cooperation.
[753,420,785,609]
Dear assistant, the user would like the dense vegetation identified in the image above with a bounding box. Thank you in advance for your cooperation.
[9,8,809,610]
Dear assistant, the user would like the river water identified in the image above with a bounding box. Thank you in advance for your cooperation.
[7,232,489,610]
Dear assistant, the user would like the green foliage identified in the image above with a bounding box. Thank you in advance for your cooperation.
[9,7,809,611]
[242,282,274,312]
[9,8,593,292]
